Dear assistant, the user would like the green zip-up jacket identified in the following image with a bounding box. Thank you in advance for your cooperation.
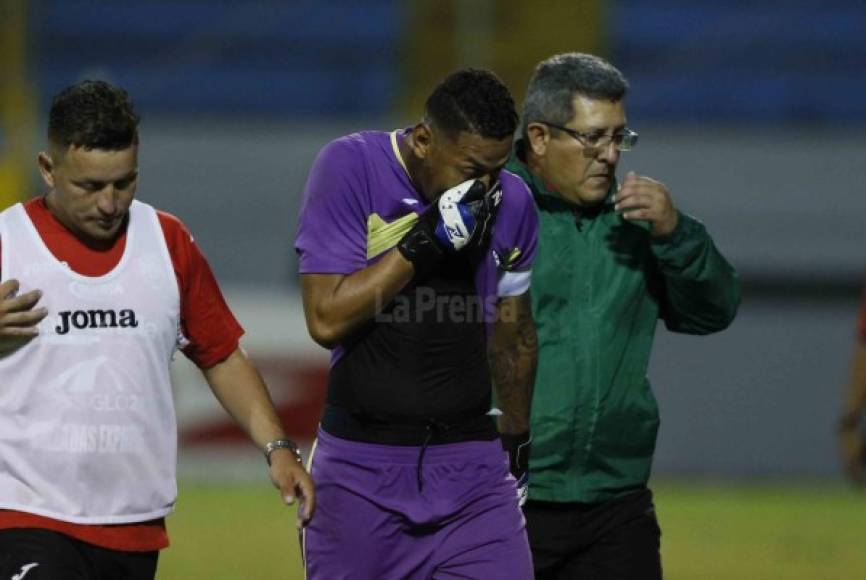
[507,151,740,504]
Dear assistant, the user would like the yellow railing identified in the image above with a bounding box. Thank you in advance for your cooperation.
[402,0,604,118]
[0,0,36,210]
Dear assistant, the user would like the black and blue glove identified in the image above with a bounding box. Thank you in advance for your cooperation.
[398,179,501,277]
[501,431,531,507]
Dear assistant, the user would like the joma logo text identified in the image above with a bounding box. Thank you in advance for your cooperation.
[55,309,139,335]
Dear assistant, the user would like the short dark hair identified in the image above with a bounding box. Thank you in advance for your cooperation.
[48,80,140,150]
[522,53,629,137]
[424,68,518,140]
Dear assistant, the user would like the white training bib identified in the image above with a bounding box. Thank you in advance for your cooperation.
[0,200,181,524]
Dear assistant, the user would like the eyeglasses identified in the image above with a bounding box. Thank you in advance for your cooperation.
[541,122,639,152]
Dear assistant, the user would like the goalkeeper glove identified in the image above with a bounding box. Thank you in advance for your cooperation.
[501,431,531,506]
[397,178,502,277]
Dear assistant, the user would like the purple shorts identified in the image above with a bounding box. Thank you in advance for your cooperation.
[302,428,533,579]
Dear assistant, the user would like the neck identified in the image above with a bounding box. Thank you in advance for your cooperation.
[525,149,546,185]
[397,132,434,202]
[43,193,119,251]
[525,152,566,202]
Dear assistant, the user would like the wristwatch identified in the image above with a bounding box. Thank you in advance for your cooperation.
[263,438,302,466]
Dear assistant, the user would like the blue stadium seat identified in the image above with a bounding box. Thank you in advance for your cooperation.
[611,0,866,122]
[32,0,403,117]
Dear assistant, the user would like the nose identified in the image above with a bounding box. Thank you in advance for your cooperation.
[597,141,620,165]
[96,186,118,216]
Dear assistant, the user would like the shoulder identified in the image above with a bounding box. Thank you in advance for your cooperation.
[314,130,388,170]
[305,131,387,191]
[154,210,196,257]
[302,132,391,212]
[0,202,22,219]
[490,170,539,268]
[499,169,535,211]
[497,169,538,226]
[155,209,193,239]
[0,203,17,228]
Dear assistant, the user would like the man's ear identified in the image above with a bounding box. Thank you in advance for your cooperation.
[37,151,57,189]
[407,122,434,160]
[526,123,550,157]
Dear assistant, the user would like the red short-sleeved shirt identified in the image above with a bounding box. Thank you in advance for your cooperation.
[0,197,244,551]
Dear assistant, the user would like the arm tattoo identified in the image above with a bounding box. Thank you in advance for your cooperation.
[489,292,538,434]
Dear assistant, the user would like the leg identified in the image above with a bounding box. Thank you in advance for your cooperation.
[302,477,422,580]
[301,434,433,580]
[565,490,662,580]
[434,507,532,579]
[0,529,90,580]
[524,500,579,580]
[434,458,533,579]
[86,544,158,580]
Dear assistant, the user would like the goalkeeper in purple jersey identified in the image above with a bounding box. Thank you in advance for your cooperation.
[295,68,538,579]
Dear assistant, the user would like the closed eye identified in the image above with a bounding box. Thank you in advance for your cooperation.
[114,176,137,189]
[75,181,105,192]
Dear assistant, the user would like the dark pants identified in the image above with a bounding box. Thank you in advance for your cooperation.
[0,529,158,580]
[524,488,662,580]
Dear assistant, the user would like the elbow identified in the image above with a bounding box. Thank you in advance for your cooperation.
[667,311,736,335]
[701,316,735,335]
[718,308,738,332]
[706,305,739,334]
[711,293,741,333]
[302,297,344,349]
[306,318,343,349]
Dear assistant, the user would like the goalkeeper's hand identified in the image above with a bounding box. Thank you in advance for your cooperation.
[501,431,531,506]
[397,179,502,276]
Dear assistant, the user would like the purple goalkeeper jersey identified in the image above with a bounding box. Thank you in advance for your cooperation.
[295,129,537,436]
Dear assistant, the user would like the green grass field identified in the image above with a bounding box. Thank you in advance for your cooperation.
[158,481,866,580]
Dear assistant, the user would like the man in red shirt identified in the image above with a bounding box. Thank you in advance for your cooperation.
[840,283,866,486]
[0,80,314,579]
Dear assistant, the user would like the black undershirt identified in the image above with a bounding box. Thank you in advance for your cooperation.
[323,253,498,445]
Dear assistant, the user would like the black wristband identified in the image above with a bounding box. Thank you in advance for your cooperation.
[500,431,531,450]
[500,431,532,476]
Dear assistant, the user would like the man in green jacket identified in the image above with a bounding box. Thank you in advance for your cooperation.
[506,52,740,580]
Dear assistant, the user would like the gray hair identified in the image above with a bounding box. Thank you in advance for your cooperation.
[521,53,629,138]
